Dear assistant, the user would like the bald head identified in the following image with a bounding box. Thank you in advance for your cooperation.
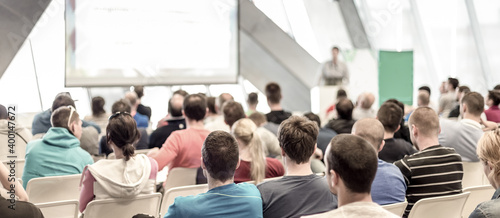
[352,118,385,151]
[359,93,375,109]
[409,107,439,138]
[169,94,185,117]
[124,91,138,107]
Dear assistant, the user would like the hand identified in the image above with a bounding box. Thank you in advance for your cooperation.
[480,118,499,131]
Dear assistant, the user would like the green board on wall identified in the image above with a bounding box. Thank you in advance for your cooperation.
[378,50,413,106]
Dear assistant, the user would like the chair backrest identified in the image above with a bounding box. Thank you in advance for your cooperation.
[462,161,485,188]
[163,167,198,191]
[382,201,408,217]
[26,174,82,204]
[2,159,25,178]
[462,185,496,218]
[160,184,209,215]
[84,193,162,218]
[35,200,79,218]
[407,192,470,218]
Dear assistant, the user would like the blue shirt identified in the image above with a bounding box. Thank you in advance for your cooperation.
[469,187,500,218]
[134,112,149,128]
[164,183,263,218]
[371,159,407,205]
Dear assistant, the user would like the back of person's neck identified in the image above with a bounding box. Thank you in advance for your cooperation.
[186,118,205,129]
[284,158,313,176]
[207,177,234,190]
[338,190,372,207]
[462,113,481,123]
[383,131,395,140]
[269,104,283,111]
[416,137,440,151]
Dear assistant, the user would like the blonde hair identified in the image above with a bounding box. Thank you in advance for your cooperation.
[232,118,266,183]
[477,129,500,182]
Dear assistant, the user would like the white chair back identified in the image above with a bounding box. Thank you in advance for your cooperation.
[407,192,470,218]
[462,161,485,188]
[462,185,496,218]
[382,201,408,217]
[84,193,161,218]
[163,167,198,191]
[35,200,79,218]
[160,184,208,215]
[26,174,82,203]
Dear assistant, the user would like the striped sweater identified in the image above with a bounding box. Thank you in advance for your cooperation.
[394,145,463,217]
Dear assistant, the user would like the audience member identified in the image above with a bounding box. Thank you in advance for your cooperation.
[257,116,337,218]
[222,101,246,128]
[325,89,348,119]
[303,112,337,162]
[351,118,406,205]
[23,106,94,188]
[385,99,412,144]
[439,77,459,117]
[394,107,463,217]
[418,85,438,112]
[377,102,416,163]
[303,135,398,218]
[232,118,284,183]
[449,86,470,118]
[324,98,355,134]
[1,163,28,201]
[0,165,44,217]
[0,104,32,160]
[495,84,500,91]
[149,94,186,148]
[265,82,292,125]
[124,91,149,128]
[79,112,157,213]
[246,92,259,116]
[157,90,189,128]
[439,92,486,162]
[249,112,279,136]
[164,131,262,218]
[133,86,152,120]
[469,129,500,218]
[352,92,376,120]
[148,94,211,171]
[484,90,500,123]
[204,93,233,132]
[84,96,110,133]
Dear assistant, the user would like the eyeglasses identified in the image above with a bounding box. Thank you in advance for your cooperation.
[108,111,132,120]
[67,105,76,127]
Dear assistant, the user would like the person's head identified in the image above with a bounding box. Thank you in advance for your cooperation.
[51,92,75,112]
[326,134,378,195]
[183,94,207,122]
[331,46,340,59]
[107,112,140,161]
[111,99,132,114]
[461,92,484,117]
[336,89,347,100]
[303,112,321,128]
[201,131,240,182]
[124,91,139,108]
[447,77,459,91]
[265,82,282,105]
[408,107,440,149]
[417,91,430,107]
[486,90,500,107]
[336,98,354,120]
[377,102,403,133]
[477,129,500,189]
[206,97,217,114]
[418,86,431,96]
[218,93,234,113]
[91,96,106,116]
[278,116,318,164]
[232,118,266,183]
[248,112,267,127]
[0,105,7,120]
[457,86,471,102]
[494,85,500,91]
[222,101,246,128]
[51,106,82,140]
[384,98,405,126]
[168,94,184,117]
[173,89,189,97]
[247,92,258,108]
[351,118,385,152]
[357,92,375,109]
[133,86,144,99]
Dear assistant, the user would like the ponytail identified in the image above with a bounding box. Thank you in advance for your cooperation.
[248,131,266,183]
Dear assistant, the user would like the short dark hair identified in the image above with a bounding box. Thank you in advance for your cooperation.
[327,134,378,193]
[247,92,258,105]
[462,92,484,116]
[183,94,207,121]
[206,97,217,114]
[265,82,282,104]
[332,46,340,51]
[248,112,267,127]
[51,106,80,135]
[278,116,318,164]
[336,98,354,120]
[91,96,106,116]
[303,112,321,128]
[337,89,347,99]
[202,131,239,182]
[133,86,144,99]
[107,113,140,161]
[218,93,234,109]
[51,93,75,111]
[488,90,500,106]
[168,94,184,117]
[418,86,431,96]
[494,84,500,91]
[173,89,189,97]
[377,102,403,132]
[111,99,132,113]
[222,101,245,128]
[448,78,459,90]
[0,105,7,119]
[458,86,470,93]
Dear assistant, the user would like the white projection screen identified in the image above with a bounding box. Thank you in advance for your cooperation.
[65,0,238,87]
